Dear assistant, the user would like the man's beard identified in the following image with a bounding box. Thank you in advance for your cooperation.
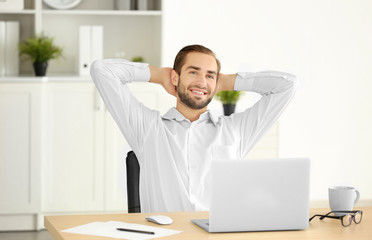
[177,81,214,110]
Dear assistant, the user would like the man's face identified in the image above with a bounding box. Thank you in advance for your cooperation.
[176,52,218,110]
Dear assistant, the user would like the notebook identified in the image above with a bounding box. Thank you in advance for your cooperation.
[192,158,310,232]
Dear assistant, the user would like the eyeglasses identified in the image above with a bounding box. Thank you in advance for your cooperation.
[309,210,363,227]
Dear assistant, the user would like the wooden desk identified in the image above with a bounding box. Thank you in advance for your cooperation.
[45,207,371,240]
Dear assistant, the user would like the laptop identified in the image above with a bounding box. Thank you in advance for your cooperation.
[192,158,310,232]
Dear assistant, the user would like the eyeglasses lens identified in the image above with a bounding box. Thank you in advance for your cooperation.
[342,214,352,227]
[354,212,362,224]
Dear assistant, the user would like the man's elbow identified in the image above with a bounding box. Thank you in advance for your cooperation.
[278,73,297,95]
[90,59,114,84]
[90,59,105,76]
[289,74,298,92]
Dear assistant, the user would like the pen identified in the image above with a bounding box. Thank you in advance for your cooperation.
[116,228,155,235]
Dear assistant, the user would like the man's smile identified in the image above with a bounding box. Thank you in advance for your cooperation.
[189,88,208,97]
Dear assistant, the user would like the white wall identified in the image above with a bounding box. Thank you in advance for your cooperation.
[162,0,372,204]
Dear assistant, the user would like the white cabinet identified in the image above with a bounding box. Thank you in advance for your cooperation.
[42,82,105,212]
[0,83,42,230]
[0,83,42,213]
[0,79,174,230]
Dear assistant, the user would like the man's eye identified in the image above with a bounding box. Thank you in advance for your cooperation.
[190,71,196,75]
[208,75,214,79]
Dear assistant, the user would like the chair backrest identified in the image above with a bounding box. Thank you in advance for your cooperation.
[126,151,141,213]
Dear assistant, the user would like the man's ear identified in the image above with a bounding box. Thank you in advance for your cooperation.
[171,69,179,87]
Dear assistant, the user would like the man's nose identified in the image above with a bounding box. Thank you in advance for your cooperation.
[196,74,207,87]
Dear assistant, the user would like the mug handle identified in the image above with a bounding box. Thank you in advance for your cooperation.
[354,189,360,206]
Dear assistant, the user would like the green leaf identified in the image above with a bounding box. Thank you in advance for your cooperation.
[214,90,244,104]
[131,56,144,62]
[18,33,63,63]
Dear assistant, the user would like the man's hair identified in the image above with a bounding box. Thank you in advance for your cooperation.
[173,44,221,76]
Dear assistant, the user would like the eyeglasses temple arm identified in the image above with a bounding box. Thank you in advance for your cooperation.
[309,215,323,222]
[320,215,341,220]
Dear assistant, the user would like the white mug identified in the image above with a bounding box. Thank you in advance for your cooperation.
[329,186,360,215]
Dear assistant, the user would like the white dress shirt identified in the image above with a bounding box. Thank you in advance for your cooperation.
[90,59,296,213]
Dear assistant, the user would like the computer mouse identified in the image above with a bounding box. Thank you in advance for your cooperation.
[145,215,173,225]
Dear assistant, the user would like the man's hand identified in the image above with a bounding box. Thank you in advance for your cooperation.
[149,66,177,97]
[216,73,237,93]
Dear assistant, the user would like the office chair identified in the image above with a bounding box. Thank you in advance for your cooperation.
[126,151,141,213]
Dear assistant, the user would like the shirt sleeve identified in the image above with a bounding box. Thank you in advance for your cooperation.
[90,58,159,154]
[228,71,297,158]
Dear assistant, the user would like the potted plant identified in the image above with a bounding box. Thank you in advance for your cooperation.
[215,90,244,116]
[131,56,145,62]
[18,33,63,76]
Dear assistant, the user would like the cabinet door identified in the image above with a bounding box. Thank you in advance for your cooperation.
[42,82,104,212]
[0,83,41,214]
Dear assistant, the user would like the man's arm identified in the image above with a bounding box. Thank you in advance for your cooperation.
[90,59,159,155]
[224,71,297,158]
[216,73,237,93]
[148,65,177,97]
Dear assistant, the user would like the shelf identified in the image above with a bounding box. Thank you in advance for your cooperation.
[2,0,163,75]
[0,75,92,83]
[0,10,36,15]
[42,10,162,16]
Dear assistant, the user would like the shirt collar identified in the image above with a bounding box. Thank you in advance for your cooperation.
[162,107,218,126]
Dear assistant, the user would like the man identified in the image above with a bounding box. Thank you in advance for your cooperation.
[91,44,296,213]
